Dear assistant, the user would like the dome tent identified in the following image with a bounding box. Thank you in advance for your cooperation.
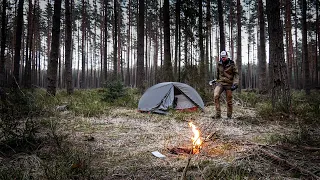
[138,82,205,114]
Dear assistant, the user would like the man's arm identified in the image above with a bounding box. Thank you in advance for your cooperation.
[233,65,239,85]
[216,63,220,80]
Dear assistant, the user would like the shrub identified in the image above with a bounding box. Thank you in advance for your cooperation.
[101,81,139,108]
[66,90,108,117]
[291,91,320,123]
[256,101,273,118]
[236,91,261,107]
[0,89,45,147]
[102,80,126,103]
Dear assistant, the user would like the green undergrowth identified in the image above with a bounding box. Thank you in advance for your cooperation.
[31,85,140,117]
[101,80,140,108]
[256,90,320,124]
[0,117,103,180]
[0,88,102,179]
[235,91,262,107]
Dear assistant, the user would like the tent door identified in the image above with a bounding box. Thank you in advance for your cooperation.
[173,87,196,110]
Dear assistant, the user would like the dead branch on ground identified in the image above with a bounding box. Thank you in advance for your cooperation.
[258,148,320,179]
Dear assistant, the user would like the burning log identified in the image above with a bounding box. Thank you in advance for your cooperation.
[168,147,192,155]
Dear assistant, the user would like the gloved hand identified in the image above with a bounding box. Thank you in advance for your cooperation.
[209,79,217,86]
[231,84,238,91]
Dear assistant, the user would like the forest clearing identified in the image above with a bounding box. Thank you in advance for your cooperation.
[1,0,320,179]
[0,89,319,179]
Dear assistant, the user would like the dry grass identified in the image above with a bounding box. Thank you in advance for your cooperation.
[1,104,319,179]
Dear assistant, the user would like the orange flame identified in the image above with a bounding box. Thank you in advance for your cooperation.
[188,122,202,153]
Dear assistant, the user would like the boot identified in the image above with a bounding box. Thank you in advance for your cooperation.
[212,113,221,119]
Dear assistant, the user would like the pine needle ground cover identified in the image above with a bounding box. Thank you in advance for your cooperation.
[0,89,319,179]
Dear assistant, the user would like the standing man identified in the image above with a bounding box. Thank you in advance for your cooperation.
[213,51,239,119]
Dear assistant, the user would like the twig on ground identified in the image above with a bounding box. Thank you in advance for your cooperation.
[196,161,207,180]
[258,148,320,179]
[300,145,320,151]
[180,155,191,180]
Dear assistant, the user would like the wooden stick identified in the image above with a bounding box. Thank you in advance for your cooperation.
[180,155,192,180]
[259,148,320,179]
[300,145,320,151]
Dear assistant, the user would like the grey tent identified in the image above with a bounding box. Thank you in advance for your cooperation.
[138,82,205,114]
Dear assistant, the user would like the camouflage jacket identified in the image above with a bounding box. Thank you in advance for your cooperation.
[216,58,239,86]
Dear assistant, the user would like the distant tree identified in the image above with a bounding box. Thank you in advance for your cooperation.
[81,0,86,88]
[0,0,6,86]
[13,0,24,87]
[206,0,211,80]
[24,0,34,89]
[266,0,290,110]
[65,0,73,94]
[104,0,109,83]
[47,0,62,95]
[163,0,173,82]
[174,0,180,80]
[236,0,242,92]
[285,0,293,89]
[44,1,53,87]
[113,0,118,80]
[302,0,310,94]
[317,0,319,87]
[126,0,131,86]
[258,0,267,93]
[218,0,225,51]
[199,0,205,91]
[136,0,145,91]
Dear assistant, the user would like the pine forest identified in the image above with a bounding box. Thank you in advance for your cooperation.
[0,0,320,179]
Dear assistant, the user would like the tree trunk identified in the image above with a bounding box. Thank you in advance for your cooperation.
[46,0,52,88]
[126,0,131,86]
[294,0,299,89]
[258,0,267,93]
[316,0,319,87]
[93,0,97,87]
[145,30,148,83]
[199,0,205,91]
[65,0,73,94]
[266,0,290,110]
[236,0,242,92]
[302,0,310,94]
[163,0,173,82]
[174,0,180,79]
[46,0,62,96]
[0,0,7,86]
[113,0,118,80]
[218,0,225,51]
[137,0,145,91]
[24,0,33,89]
[13,0,24,87]
[285,0,293,89]
[154,32,159,84]
[104,1,108,83]
[81,0,86,88]
[206,0,211,81]
[229,1,234,59]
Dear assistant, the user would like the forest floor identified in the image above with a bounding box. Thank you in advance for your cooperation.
[56,104,320,179]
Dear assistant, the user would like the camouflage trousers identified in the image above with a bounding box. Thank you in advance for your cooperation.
[214,84,233,118]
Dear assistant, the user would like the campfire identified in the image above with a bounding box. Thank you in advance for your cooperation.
[168,121,203,155]
[189,122,202,154]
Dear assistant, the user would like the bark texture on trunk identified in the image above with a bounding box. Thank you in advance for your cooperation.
[46,0,62,95]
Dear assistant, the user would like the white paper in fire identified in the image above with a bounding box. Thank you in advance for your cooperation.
[151,151,166,158]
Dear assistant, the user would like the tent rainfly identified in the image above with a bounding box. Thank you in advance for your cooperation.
[138,82,205,114]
